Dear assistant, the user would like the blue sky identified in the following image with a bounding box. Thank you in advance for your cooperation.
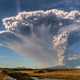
[0,47,36,68]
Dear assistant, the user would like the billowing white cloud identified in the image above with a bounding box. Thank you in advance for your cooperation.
[1,9,80,68]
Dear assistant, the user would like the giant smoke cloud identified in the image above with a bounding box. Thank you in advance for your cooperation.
[1,9,80,67]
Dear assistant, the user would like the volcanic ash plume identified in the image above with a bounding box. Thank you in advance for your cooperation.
[1,9,80,67]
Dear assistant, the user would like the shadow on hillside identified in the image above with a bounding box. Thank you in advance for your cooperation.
[8,72,34,80]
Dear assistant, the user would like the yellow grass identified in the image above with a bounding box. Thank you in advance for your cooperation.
[0,68,80,80]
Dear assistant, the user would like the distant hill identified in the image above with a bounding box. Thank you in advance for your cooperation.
[43,65,76,70]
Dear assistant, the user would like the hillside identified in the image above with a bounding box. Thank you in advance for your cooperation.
[0,68,80,79]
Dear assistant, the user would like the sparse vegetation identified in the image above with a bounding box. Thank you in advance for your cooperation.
[0,68,80,80]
